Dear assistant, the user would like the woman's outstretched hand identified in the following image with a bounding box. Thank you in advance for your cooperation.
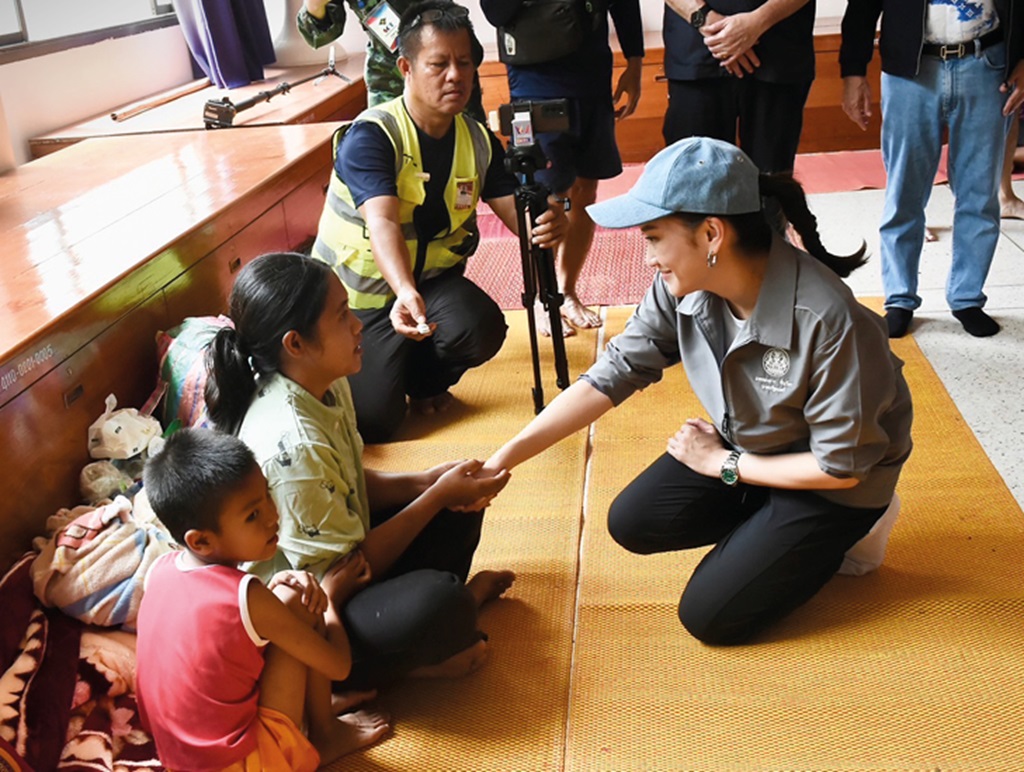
[430,459,510,511]
[666,417,729,477]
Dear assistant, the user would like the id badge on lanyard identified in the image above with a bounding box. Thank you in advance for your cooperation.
[362,0,402,52]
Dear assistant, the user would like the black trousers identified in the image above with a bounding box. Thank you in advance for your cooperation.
[663,77,813,174]
[349,270,507,443]
[608,454,886,645]
[340,505,485,688]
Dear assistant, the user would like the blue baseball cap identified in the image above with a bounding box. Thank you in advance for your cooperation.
[586,137,762,229]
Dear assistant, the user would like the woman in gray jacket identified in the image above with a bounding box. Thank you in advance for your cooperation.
[483,137,913,645]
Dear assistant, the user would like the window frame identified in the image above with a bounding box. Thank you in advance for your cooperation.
[0,6,178,67]
[0,0,25,47]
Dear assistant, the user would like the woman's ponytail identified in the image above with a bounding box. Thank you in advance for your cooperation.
[760,173,868,278]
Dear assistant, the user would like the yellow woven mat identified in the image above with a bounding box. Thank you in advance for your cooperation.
[329,309,598,772]
[566,306,1024,771]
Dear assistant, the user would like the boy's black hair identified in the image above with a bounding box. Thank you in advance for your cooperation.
[398,0,474,61]
[143,428,258,545]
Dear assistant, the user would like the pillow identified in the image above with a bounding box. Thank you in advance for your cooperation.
[154,315,233,429]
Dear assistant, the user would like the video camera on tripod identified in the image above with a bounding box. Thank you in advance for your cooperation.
[496,98,571,414]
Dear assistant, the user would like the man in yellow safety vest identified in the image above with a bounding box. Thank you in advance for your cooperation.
[312,0,567,442]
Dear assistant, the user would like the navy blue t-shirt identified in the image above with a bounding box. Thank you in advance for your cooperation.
[336,119,516,244]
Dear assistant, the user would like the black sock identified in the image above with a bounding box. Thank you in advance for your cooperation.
[952,307,1000,337]
[885,308,913,338]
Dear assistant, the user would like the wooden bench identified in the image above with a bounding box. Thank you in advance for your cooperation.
[0,123,348,569]
[28,61,367,159]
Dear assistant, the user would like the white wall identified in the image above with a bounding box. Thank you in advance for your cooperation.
[818,0,846,18]
[0,0,372,168]
[0,27,194,166]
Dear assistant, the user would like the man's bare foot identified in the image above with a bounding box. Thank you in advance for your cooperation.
[431,392,455,412]
[312,708,391,765]
[409,639,489,679]
[561,294,601,329]
[535,299,575,338]
[1001,195,1024,219]
[409,396,433,415]
[925,227,938,242]
[409,391,455,415]
[466,569,516,607]
[331,688,377,715]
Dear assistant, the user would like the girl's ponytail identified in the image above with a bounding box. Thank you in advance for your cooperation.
[204,326,256,436]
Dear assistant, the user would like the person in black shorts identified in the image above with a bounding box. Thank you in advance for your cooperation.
[481,0,645,337]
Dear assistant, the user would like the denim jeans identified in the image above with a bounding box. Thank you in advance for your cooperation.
[879,42,1010,312]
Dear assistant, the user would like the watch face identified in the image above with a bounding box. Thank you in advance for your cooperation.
[721,467,739,486]
[690,7,707,28]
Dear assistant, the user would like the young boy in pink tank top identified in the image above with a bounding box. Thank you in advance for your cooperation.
[136,428,390,771]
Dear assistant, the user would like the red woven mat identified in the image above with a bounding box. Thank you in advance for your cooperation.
[466,220,654,310]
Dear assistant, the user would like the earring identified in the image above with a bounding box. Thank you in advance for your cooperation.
[707,250,718,268]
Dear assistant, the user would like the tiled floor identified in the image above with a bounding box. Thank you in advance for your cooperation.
[810,183,1024,509]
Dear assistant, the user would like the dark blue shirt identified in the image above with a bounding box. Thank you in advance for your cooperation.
[663,0,816,84]
[336,118,516,244]
[481,0,645,99]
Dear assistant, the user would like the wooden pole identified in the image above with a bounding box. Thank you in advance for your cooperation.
[110,78,211,123]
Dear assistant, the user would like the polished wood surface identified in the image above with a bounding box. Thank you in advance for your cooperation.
[29,61,366,159]
[802,29,883,153]
[0,124,336,568]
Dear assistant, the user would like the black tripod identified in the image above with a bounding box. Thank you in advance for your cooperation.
[203,51,350,129]
[505,143,570,414]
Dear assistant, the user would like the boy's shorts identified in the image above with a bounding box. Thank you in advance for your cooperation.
[525,95,623,194]
[222,706,320,772]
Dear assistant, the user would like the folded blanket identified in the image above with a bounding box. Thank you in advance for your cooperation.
[31,497,175,629]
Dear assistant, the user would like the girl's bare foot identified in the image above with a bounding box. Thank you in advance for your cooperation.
[331,688,377,715]
[312,708,391,765]
[409,639,489,679]
[561,294,601,329]
[466,569,516,607]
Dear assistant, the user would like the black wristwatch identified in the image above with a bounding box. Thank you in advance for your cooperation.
[690,3,711,31]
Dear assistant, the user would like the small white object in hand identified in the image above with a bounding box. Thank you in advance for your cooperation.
[416,323,431,335]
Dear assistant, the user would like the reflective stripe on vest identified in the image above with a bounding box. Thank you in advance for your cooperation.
[312,97,492,310]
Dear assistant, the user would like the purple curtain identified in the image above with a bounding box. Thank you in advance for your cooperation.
[173,0,277,88]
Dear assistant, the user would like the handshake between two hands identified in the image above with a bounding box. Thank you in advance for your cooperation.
[424,458,510,513]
